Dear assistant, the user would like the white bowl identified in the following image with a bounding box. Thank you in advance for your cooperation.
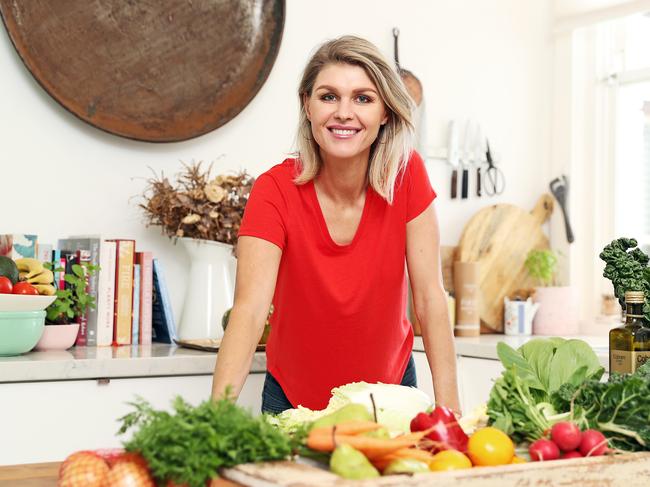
[0,294,56,312]
[34,323,80,351]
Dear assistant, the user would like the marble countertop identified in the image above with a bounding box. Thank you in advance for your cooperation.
[415,333,610,369]
[0,344,267,383]
[0,334,610,383]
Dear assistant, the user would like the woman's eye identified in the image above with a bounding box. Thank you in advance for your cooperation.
[356,95,372,103]
[321,93,336,102]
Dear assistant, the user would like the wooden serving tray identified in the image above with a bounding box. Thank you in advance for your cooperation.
[222,453,650,486]
[0,0,285,142]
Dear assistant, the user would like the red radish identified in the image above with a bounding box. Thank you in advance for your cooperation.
[551,421,582,451]
[579,429,609,457]
[561,450,583,459]
[529,438,561,461]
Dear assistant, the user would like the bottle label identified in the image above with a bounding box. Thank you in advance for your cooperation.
[635,351,650,370]
[610,350,650,374]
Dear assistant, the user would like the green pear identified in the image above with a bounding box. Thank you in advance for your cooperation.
[330,444,380,479]
[383,458,430,475]
[312,403,372,429]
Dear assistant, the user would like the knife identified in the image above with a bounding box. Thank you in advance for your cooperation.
[447,120,459,199]
[461,121,472,199]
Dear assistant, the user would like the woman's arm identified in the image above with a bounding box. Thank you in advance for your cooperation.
[406,202,461,414]
[211,236,282,401]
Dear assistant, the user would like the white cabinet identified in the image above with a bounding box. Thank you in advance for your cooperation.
[456,356,504,414]
[412,351,434,402]
[413,352,501,414]
[0,372,265,466]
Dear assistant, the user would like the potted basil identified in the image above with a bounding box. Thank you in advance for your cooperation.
[525,249,578,335]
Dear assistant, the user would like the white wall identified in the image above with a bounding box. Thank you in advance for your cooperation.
[0,0,554,324]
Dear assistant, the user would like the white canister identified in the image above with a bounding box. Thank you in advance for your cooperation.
[504,297,539,336]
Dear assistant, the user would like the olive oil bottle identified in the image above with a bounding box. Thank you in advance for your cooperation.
[609,291,650,374]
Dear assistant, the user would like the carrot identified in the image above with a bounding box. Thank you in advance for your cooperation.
[371,448,434,471]
[309,421,381,437]
[307,429,430,460]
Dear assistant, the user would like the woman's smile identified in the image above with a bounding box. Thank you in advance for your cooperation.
[327,124,362,139]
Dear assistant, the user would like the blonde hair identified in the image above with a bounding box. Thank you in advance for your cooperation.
[294,35,415,203]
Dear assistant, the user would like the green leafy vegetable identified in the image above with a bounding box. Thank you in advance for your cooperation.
[525,249,558,286]
[487,338,604,443]
[118,396,292,487]
[551,362,650,452]
[599,237,650,321]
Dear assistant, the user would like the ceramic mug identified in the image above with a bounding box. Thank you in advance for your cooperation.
[504,297,539,336]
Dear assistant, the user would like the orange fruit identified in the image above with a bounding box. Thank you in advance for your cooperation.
[428,450,473,471]
[467,427,515,466]
[510,456,527,464]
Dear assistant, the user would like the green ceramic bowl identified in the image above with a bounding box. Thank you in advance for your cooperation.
[0,310,46,356]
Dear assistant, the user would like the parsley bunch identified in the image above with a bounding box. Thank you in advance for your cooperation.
[118,396,292,486]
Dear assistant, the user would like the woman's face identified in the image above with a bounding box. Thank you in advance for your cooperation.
[304,63,388,163]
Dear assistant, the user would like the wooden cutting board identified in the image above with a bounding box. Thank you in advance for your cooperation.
[457,194,554,333]
[0,0,285,142]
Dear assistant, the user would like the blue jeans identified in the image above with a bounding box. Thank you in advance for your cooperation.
[261,354,418,414]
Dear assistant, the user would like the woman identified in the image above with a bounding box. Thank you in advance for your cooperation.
[211,35,460,415]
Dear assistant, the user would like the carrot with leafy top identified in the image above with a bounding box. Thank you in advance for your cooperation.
[309,421,381,437]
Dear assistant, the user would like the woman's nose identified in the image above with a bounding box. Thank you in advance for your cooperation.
[334,99,353,120]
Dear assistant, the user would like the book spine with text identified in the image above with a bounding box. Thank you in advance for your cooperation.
[110,240,135,346]
[152,258,176,343]
[131,264,141,345]
[136,251,153,345]
[96,240,117,346]
[57,238,101,345]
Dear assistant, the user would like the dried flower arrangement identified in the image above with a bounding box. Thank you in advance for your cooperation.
[139,162,254,246]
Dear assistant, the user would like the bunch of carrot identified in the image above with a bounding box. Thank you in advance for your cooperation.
[306,420,435,471]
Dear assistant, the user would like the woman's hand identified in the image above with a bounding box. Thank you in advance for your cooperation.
[211,236,282,401]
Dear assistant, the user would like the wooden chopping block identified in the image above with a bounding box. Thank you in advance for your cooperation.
[457,194,554,333]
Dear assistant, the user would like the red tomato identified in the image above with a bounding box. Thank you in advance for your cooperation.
[12,282,39,295]
[59,451,109,487]
[0,276,12,294]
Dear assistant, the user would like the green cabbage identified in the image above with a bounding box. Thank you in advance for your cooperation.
[267,382,432,434]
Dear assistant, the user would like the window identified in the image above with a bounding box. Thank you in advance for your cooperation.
[611,13,650,255]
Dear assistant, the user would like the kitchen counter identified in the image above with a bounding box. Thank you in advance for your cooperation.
[0,344,266,383]
[0,334,610,383]
[414,334,610,369]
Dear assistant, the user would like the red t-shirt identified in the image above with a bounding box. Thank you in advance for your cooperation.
[238,151,436,409]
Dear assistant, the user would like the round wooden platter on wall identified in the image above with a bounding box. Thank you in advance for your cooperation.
[0,0,285,142]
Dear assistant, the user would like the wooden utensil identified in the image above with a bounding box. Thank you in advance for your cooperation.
[457,194,554,333]
[392,28,422,106]
[0,0,285,142]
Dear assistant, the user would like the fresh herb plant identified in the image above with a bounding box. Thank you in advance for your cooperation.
[44,262,98,325]
[525,249,558,287]
[118,395,293,487]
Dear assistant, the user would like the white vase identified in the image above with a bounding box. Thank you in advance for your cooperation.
[178,238,236,340]
[532,286,579,336]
